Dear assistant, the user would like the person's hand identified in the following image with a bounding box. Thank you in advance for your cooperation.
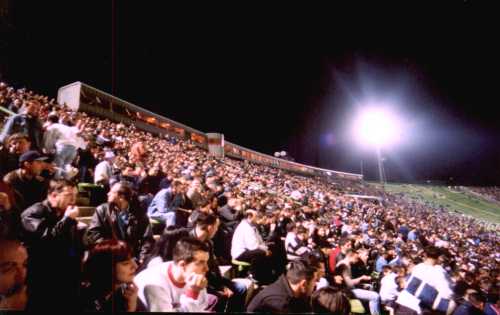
[64,206,80,219]
[186,273,208,292]
[334,275,344,284]
[44,162,56,173]
[0,285,27,310]
[123,282,139,312]
[0,192,11,211]
[218,286,234,298]
[362,275,372,281]
[270,222,277,231]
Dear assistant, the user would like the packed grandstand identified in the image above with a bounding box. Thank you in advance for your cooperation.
[0,80,498,314]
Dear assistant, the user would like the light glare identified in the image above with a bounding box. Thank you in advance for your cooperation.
[355,107,401,147]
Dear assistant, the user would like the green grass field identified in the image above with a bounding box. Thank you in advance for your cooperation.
[369,182,500,224]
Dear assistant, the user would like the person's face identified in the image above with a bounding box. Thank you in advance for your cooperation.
[298,232,307,241]
[317,228,326,237]
[207,219,220,240]
[9,138,31,154]
[181,251,209,277]
[342,241,352,252]
[0,192,11,211]
[27,160,44,175]
[360,250,369,261]
[54,186,77,210]
[115,257,137,284]
[0,244,28,296]
[298,278,316,298]
[249,213,259,225]
[171,184,180,195]
[25,101,40,116]
[107,184,122,205]
[317,262,326,279]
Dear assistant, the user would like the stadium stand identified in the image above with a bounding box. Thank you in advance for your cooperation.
[0,80,498,314]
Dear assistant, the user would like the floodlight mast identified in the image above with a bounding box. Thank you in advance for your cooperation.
[355,106,397,186]
[376,145,386,185]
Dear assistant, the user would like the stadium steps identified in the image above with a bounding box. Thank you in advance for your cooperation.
[78,207,96,217]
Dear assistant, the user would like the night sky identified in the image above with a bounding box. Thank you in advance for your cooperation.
[2,2,499,185]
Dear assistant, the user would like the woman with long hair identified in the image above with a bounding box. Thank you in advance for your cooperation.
[81,239,144,312]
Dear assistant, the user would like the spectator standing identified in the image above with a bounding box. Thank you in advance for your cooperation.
[43,114,86,179]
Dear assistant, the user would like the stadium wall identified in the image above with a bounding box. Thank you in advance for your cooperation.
[57,81,363,181]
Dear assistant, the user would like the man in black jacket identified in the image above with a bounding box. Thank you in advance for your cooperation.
[3,150,50,213]
[21,179,83,311]
[84,181,154,264]
[246,259,317,313]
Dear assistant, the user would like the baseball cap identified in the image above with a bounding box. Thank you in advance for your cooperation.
[19,150,49,164]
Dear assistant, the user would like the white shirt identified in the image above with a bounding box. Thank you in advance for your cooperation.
[43,123,86,152]
[94,160,113,184]
[231,219,268,259]
[134,261,209,312]
[284,232,297,251]
[396,263,454,314]
[379,273,399,302]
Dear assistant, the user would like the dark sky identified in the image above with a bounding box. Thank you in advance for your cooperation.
[2,2,499,185]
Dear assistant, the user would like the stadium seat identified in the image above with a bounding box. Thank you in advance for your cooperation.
[77,216,93,226]
[149,218,165,235]
[218,265,232,279]
[77,183,106,206]
[349,299,366,314]
[231,259,251,278]
[78,207,96,217]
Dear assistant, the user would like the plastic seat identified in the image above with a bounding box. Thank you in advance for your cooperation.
[349,299,366,314]
[77,183,106,206]
[231,259,251,278]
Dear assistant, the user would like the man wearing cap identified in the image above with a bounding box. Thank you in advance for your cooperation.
[0,100,43,152]
[0,133,32,177]
[3,151,50,213]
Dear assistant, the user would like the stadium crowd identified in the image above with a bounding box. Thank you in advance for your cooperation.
[0,80,499,314]
[467,187,500,204]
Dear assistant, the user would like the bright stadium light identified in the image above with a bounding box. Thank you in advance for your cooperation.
[354,107,401,147]
[353,105,402,184]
